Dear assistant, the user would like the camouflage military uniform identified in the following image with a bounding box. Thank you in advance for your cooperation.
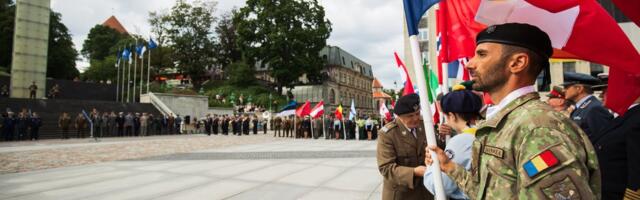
[447,93,600,199]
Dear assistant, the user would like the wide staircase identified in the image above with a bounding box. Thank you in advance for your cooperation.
[0,98,161,140]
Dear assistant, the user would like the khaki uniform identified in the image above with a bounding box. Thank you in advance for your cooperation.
[448,93,600,199]
[377,120,434,200]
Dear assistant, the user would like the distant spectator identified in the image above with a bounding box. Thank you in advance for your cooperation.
[2,112,16,141]
[58,112,71,139]
[49,84,61,99]
[28,81,38,99]
[30,112,42,140]
[16,113,29,140]
[140,113,148,136]
[124,113,134,136]
[75,113,87,138]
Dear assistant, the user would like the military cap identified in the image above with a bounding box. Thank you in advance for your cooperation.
[394,93,420,115]
[592,72,608,91]
[441,85,482,113]
[561,72,601,87]
[476,23,553,59]
[546,86,564,98]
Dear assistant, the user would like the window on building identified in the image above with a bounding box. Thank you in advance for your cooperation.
[590,63,604,77]
[563,62,576,73]
[342,57,346,65]
[329,89,336,104]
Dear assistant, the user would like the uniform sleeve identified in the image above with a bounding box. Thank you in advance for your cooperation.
[377,131,415,189]
[625,121,640,199]
[423,164,466,198]
[584,106,613,138]
[516,127,599,200]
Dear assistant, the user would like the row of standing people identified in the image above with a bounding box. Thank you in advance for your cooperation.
[1,110,42,141]
[271,115,382,140]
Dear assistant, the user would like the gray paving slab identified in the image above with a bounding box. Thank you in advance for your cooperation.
[0,139,383,200]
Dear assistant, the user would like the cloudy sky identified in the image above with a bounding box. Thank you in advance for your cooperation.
[51,0,406,89]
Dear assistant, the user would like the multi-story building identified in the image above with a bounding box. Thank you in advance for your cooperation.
[255,45,377,118]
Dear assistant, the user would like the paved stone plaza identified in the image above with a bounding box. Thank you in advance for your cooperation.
[0,134,382,200]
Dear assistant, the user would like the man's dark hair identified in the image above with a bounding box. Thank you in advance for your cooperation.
[501,45,545,78]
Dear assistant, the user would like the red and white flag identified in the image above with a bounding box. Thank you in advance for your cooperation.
[379,102,392,121]
[310,101,324,119]
[473,0,640,115]
[394,52,415,96]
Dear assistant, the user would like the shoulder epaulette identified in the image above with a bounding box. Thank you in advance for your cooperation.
[380,122,397,133]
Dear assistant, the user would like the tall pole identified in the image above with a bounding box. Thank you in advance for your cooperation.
[133,40,138,103]
[322,115,326,140]
[122,50,127,102]
[147,45,151,94]
[126,45,131,103]
[139,46,144,97]
[409,34,446,200]
[116,47,120,102]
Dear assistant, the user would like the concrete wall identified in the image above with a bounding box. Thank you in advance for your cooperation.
[151,93,208,118]
[207,107,235,116]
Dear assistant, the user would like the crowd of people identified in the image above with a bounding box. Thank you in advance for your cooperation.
[1,108,43,141]
[270,115,381,140]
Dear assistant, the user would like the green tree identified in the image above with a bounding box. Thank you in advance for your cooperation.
[150,0,217,89]
[213,8,241,72]
[234,0,331,93]
[47,12,79,79]
[227,60,256,87]
[83,56,117,82]
[81,25,127,61]
[0,1,79,79]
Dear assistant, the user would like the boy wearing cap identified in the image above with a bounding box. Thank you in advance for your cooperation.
[423,85,482,200]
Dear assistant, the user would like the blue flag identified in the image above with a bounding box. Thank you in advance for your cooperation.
[122,48,130,61]
[403,0,439,36]
[149,38,158,49]
[280,100,297,111]
[136,44,144,55]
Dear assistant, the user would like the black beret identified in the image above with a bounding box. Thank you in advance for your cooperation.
[561,72,601,86]
[476,23,553,58]
[441,90,482,114]
[394,93,420,115]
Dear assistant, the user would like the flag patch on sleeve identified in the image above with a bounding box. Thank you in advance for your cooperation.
[523,150,559,177]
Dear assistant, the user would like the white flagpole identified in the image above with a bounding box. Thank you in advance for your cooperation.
[310,116,314,139]
[147,45,151,93]
[342,119,346,140]
[116,48,120,102]
[322,115,326,140]
[126,46,131,103]
[409,34,446,200]
[139,48,144,98]
[133,40,138,103]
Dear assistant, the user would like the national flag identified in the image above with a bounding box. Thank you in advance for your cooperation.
[296,100,311,117]
[310,101,324,118]
[136,44,144,56]
[349,99,357,120]
[394,52,415,96]
[148,38,158,49]
[474,0,640,115]
[423,59,441,124]
[523,150,559,177]
[139,46,147,59]
[280,100,298,111]
[610,0,640,27]
[335,104,343,120]
[121,48,130,61]
[115,50,121,67]
[439,0,485,63]
[447,58,470,81]
[403,0,440,36]
[379,101,392,121]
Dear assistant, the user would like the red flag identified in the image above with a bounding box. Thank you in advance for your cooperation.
[310,101,324,119]
[440,0,486,63]
[474,0,640,115]
[296,100,311,117]
[611,0,640,27]
[394,52,415,95]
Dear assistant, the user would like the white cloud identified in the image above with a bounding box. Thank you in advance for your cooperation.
[51,0,404,89]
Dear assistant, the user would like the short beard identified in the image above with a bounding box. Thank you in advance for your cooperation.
[473,56,509,92]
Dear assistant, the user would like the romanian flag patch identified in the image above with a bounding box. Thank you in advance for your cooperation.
[523,150,559,177]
